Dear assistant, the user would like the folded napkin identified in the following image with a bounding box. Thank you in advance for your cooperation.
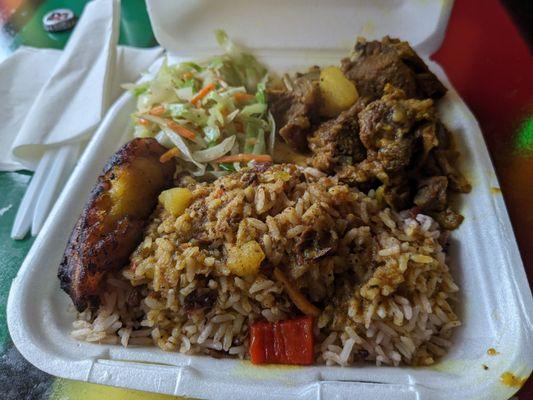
[0,0,163,171]
[0,47,61,171]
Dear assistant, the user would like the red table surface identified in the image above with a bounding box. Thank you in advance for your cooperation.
[433,0,533,397]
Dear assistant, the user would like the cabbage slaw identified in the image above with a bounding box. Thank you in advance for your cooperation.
[125,30,275,176]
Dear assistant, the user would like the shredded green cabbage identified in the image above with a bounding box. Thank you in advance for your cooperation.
[214,29,267,92]
[127,30,275,177]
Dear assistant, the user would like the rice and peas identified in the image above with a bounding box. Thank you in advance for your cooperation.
[71,33,461,367]
[72,164,460,366]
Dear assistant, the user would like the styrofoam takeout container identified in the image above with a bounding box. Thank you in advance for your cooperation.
[8,0,533,398]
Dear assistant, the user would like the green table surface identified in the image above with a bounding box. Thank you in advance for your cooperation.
[1,0,531,399]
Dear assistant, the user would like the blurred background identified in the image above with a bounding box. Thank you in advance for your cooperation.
[0,0,531,399]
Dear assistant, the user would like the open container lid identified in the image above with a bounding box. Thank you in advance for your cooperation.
[147,0,454,59]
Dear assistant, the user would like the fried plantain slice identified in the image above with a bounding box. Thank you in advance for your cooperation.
[58,138,175,311]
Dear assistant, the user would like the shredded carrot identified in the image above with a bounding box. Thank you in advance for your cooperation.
[166,119,196,140]
[159,147,181,163]
[233,92,255,102]
[149,105,166,116]
[191,83,216,106]
[273,268,320,317]
[138,117,150,126]
[215,153,272,164]
[213,188,225,199]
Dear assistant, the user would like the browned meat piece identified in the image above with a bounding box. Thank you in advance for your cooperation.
[377,137,414,172]
[414,176,448,212]
[126,286,144,307]
[358,85,435,172]
[416,123,440,168]
[267,67,321,150]
[58,138,176,311]
[308,100,367,172]
[435,150,471,193]
[341,36,446,101]
[383,184,412,211]
[431,208,464,230]
[432,124,472,193]
[265,37,468,229]
[295,227,335,262]
[184,287,217,313]
[334,85,468,218]
[336,156,386,186]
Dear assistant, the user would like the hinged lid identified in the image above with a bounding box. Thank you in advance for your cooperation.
[146,0,454,57]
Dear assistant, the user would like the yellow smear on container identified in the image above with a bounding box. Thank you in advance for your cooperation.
[50,379,180,400]
[500,371,529,388]
[360,20,376,36]
[426,359,469,374]
[487,347,499,356]
[232,360,300,385]
[490,187,502,194]
[237,360,301,372]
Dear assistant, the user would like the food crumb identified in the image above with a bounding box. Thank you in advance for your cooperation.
[500,372,528,388]
[487,347,499,356]
[482,364,489,370]
[490,187,502,194]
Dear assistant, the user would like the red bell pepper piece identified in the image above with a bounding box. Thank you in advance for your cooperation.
[249,316,314,365]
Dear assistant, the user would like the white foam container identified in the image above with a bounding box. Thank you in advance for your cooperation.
[8,0,533,399]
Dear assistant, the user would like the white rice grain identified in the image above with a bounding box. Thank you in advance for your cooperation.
[197,323,213,344]
[339,338,356,364]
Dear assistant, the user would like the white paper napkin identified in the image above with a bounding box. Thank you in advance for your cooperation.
[0,47,62,171]
[0,0,163,172]
[10,0,120,169]
[0,45,162,172]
